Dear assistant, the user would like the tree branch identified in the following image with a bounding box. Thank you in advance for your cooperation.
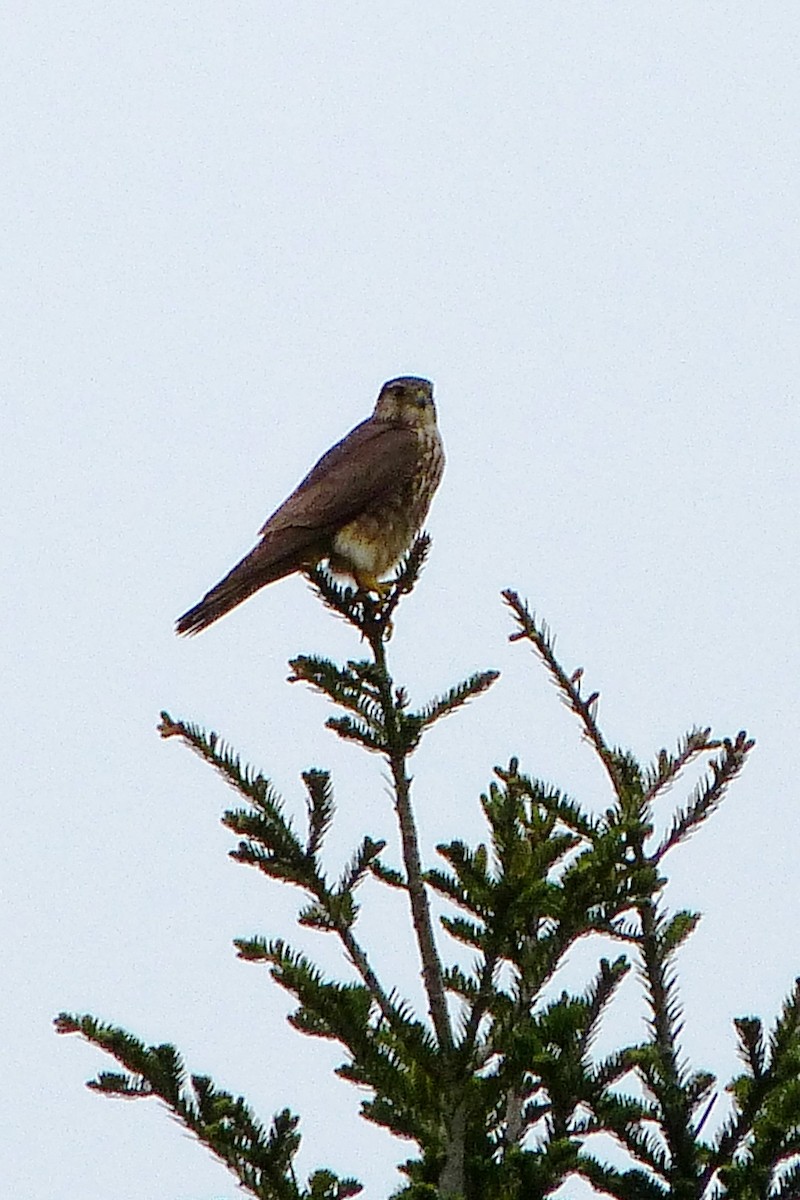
[503,590,624,794]
[365,618,453,1053]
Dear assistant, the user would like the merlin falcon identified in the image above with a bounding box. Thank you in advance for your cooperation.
[176,376,444,635]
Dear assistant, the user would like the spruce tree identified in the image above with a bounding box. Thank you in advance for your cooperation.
[58,536,800,1199]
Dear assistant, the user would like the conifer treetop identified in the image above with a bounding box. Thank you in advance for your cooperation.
[56,538,790,1200]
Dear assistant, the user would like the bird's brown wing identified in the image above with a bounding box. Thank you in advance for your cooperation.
[259,418,419,536]
[176,419,418,636]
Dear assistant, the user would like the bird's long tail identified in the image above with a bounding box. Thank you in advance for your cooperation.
[176,545,298,636]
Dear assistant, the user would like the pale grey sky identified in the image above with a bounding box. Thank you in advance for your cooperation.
[3,3,799,1197]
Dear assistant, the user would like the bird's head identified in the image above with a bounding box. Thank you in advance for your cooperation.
[374,376,437,428]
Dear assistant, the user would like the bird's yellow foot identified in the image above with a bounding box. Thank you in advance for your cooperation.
[354,571,392,599]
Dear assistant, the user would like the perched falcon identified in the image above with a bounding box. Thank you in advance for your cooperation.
[176,376,444,635]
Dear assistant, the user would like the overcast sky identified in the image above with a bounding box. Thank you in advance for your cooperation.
[3,3,800,1197]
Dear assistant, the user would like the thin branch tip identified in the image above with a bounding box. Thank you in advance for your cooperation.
[158,712,183,739]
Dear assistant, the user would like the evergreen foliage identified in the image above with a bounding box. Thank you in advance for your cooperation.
[57,536,800,1198]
